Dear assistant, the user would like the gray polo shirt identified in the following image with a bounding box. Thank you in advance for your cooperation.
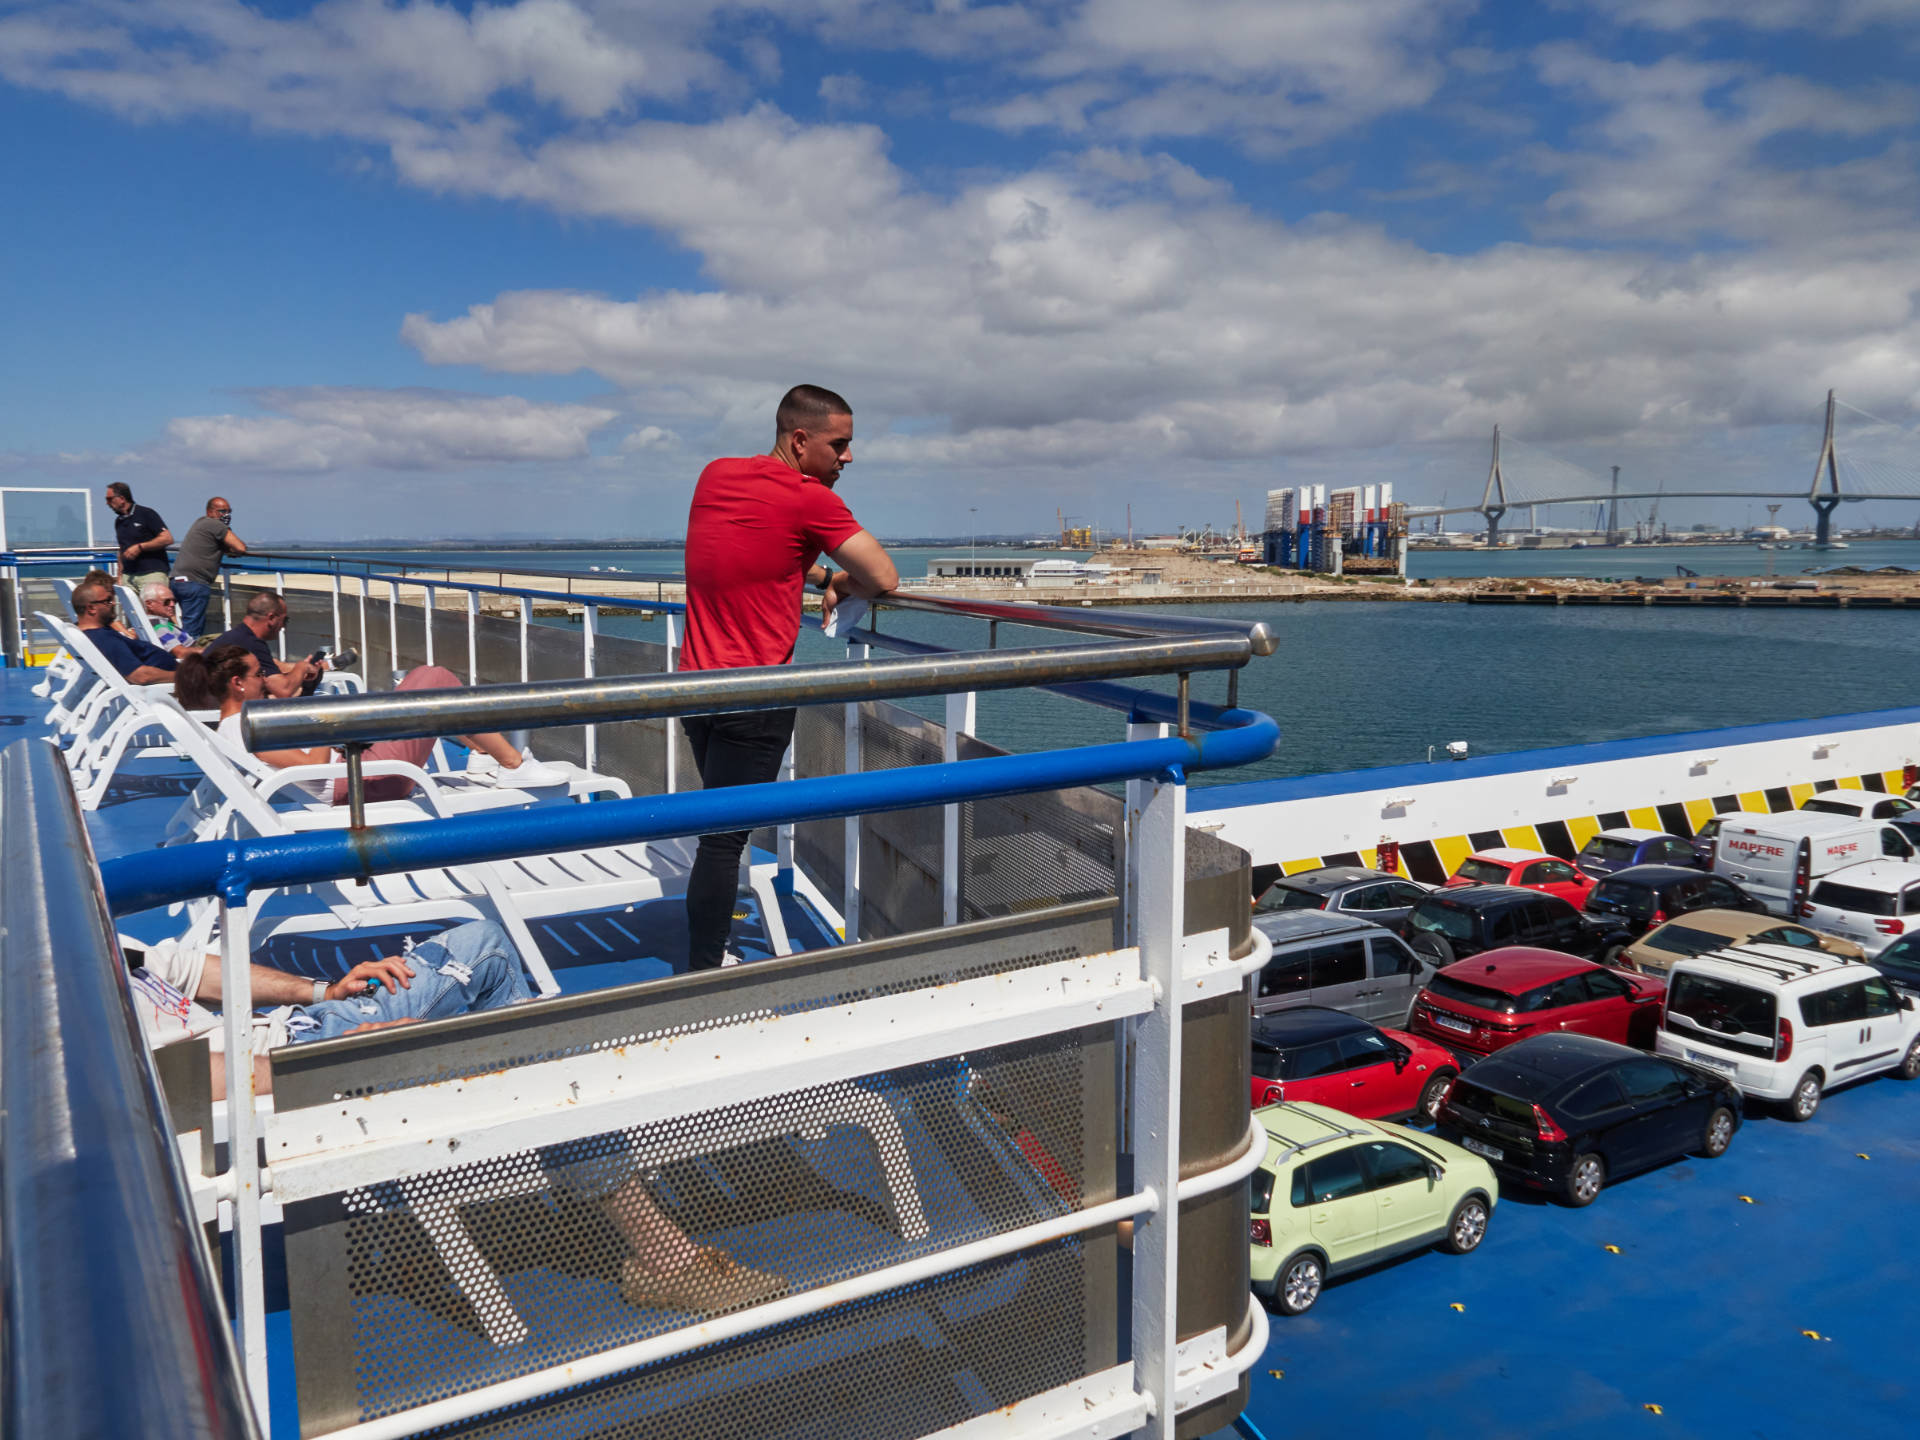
[175,515,231,585]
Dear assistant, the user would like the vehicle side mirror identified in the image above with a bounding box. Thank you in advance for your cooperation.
[1903,995,1915,1012]
[1426,1162,1444,1183]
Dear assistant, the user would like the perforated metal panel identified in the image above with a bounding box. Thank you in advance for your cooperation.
[285,1025,1117,1435]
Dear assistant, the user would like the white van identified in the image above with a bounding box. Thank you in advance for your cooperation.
[1655,944,1920,1120]
[1710,811,1915,916]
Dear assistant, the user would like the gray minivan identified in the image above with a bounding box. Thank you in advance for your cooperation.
[1251,910,1435,1027]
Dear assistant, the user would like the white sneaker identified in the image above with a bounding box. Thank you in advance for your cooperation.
[720,951,745,968]
[505,752,573,787]
[465,751,503,782]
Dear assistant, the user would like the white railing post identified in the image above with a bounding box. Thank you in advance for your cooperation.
[943,690,977,926]
[583,603,599,774]
[1128,761,1186,1440]
[330,572,343,653]
[216,890,269,1423]
[518,594,531,683]
[466,589,479,684]
[275,571,287,663]
[776,737,795,890]
[423,584,437,668]
[843,639,866,942]
[356,574,369,674]
[220,572,233,629]
[387,579,400,683]
[1123,720,1171,947]
[663,613,679,794]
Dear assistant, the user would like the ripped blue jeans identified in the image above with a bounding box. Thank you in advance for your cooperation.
[281,919,531,1044]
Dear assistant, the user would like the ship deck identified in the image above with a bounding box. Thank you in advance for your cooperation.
[6,663,1913,1440]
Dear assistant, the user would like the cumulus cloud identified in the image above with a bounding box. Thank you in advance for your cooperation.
[1588,0,1920,33]
[157,388,620,472]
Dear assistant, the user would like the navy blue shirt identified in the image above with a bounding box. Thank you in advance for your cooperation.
[113,503,170,578]
[82,624,177,678]
[211,623,281,677]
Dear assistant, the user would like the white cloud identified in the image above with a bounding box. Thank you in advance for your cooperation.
[1588,0,1920,33]
[157,388,620,472]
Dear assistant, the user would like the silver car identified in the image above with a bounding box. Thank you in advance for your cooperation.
[1255,866,1434,930]
[1251,910,1438,1027]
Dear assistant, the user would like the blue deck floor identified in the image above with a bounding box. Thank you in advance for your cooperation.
[9,665,1915,1440]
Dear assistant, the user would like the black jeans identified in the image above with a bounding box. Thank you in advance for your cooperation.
[681,708,797,970]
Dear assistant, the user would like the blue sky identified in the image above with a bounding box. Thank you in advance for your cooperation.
[3,0,1919,542]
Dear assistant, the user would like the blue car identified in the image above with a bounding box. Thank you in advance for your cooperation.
[1575,828,1699,880]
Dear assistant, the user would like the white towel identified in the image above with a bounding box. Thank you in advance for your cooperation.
[822,595,869,639]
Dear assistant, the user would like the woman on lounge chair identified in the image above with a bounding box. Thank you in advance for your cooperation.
[176,645,570,802]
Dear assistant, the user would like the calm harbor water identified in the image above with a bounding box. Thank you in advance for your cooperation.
[334,546,1920,790]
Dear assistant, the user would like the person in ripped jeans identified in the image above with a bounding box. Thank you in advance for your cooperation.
[126,917,788,1316]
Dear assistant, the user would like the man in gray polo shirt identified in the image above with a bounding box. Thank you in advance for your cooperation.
[171,495,248,640]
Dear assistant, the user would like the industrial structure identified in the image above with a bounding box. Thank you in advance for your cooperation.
[1263,484,1408,575]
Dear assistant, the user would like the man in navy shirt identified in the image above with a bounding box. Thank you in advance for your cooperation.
[211,591,321,697]
[72,579,177,684]
[104,482,173,581]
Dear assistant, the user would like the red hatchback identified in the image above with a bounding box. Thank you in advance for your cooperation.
[1447,849,1595,908]
[1407,948,1666,1058]
[1249,1006,1463,1122]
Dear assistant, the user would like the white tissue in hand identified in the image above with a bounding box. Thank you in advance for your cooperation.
[823,595,868,639]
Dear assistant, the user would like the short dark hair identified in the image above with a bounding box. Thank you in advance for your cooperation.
[244,591,287,621]
[71,580,110,612]
[775,385,851,439]
[205,496,230,515]
[106,482,133,502]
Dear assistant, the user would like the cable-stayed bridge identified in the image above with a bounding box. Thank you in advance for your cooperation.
[1410,392,1920,547]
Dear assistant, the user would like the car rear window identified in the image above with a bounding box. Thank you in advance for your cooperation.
[1445,1079,1535,1126]
[1811,880,1898,916]
[1426,972,1518,1015]
[1666,972,1776,1042]
[1800,798,1859,816]
[1255,884,1325,914]
[1251,1044,1287,1081]
[1405,900,1477,942]
[1454,858,1512,884]
[1581,837,1639,864]
[1252,1167,1275,1214]
[1641,922,1733,957]
[1589,878,1655,920]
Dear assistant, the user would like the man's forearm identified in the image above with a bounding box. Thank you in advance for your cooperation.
[195,961,319,1005]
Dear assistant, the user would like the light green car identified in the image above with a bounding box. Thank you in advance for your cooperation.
[1250,1101,1498,1315]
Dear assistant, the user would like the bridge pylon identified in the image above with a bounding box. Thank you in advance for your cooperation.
[1481,425,1509,548]
[1809,389,1843,547]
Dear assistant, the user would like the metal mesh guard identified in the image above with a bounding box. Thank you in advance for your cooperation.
[328,1028,1110,1427]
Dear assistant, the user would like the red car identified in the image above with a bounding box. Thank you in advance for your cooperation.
[1250,1007,1462,1122]
[1407,947,1666,1058]
[1446,848,1595,908]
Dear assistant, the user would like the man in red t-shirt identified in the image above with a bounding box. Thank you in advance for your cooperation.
[680,384,899,969]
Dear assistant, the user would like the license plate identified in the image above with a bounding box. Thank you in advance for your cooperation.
[1430,1012,1473,1035]
[1460,1137,1503,1160]
[1686,1049,1738,1075]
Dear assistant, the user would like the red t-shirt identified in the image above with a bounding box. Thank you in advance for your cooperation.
[680,456,863,672]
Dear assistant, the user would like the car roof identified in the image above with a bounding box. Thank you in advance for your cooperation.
[1594,864,1708,887]
[1669,941,1863,987]
[1722,811,1874,838]
[1417,883,1544,912]
[1251,1007,1372,1047]
[1437,946,1594,991]
[1255,1101,1385,1155]
[1465,847,1547,864]
[1644,908,1783,941]
[1270,866,1391,893]
[1461,1033,1636,1094]
[1592,827,1663,843]
[1253,909,1384,942]
[1811,858,1920,890]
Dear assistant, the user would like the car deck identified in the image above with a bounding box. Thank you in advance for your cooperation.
[6,665,1914,1440]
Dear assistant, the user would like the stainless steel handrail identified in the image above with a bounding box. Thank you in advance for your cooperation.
[873,591,1278,656]
[242,634,1253,751]
[0,739,260,1439]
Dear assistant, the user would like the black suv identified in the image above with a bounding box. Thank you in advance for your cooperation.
[1398,885,1599,966]
[1583,865,1765,963]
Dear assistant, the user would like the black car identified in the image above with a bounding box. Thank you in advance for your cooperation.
[1433,1033,1742,1207]
[1583,865,1766,962]
[1874,932,1920,998]
[1398,885,1599,966]
[1255,866,1433,930]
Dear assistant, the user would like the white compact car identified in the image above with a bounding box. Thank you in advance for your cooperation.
[1799,859,1920,957]
[1654,943,1920,1121]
